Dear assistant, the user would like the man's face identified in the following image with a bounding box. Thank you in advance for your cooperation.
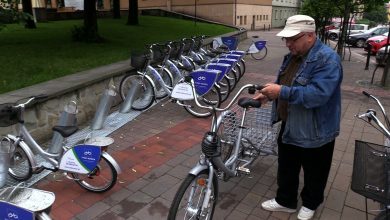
[282,32,314,56]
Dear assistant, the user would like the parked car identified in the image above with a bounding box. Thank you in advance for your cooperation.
[327,24,369,40]
[347,26,389,48]
[364,32,389,54]
[376,46,390,66]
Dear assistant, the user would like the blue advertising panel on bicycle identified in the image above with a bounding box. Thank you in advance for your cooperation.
[59,144,101,174]
[205,63,231,82]
[255,41,266,50]
[221,36,239,50]
[219,54,241,61]
[0,201,34,220]
[230,51,245,57]
[191,70,219,96]
[211,58,237,68]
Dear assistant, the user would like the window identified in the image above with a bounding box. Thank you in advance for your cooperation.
[274,10,277,19]
[239,16,243,25]
[260,15,262,21]
[266,15,268,20]
[244,16,247,25]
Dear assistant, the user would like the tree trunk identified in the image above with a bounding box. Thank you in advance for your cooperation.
[127,0,138,25]
[113,0,121,19]
[22,0,36,29]
[84,0,101,42]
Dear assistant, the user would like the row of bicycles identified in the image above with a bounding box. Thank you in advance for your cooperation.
[119,35,268,118]
[0,34,268,219]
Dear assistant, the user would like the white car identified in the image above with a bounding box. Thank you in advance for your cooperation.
[328,24,369,40]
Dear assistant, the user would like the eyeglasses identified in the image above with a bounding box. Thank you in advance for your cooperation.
[282,33,306,43]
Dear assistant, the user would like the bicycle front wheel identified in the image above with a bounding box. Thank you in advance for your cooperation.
[168,170,218,220]
[152,67,173,99]
[8,143,33,181]
[250,46,268,60]
[216,77,231,103]
[119,71,155,111]
[71,154,117,193]
[183,85,221,118]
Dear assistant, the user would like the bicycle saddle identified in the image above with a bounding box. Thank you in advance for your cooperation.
[52,126,79,138]
[238,97,261,108]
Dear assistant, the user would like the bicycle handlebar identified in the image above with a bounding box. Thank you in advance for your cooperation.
[357,110,390,138]
[362,91,390,129]
[188,78,263,112]
[13,94,48,109]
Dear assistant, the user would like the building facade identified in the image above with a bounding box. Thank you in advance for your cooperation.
[37,0,303,30]
[271,0,301,28]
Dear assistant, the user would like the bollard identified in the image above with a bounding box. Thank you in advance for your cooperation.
[48,100,78,155]
[119,80,142,113]
[0,137,15,188]
[365,44,372,70]
[268,24,271,31]
[263,24,266,31]
[91,87,117,130]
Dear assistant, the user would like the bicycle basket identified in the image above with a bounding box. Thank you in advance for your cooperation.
[351,140,390,204]
[169,42,181,60]
[131,52,149,70]
[218,102,281,156]
[151,46,166,63]
[0,103,19,127]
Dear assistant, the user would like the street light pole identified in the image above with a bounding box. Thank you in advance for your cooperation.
[194,0,197,26]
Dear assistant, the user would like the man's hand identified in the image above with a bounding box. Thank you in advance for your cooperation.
[260,83,282,100]
[253,93,269,104]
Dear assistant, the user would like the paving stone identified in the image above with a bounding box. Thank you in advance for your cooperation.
[167,164,192,180]
[324,189,347,212]
[110,191,153,219]
[165,153,190,167]
[234,202,254,215]
[320,207,341,220]
[141,174,180,198]
[132,197,170,220]
[341,206,376,220]
[250,206,270,219]
[126,178,150,192]
[160,181,181,202]
[225,209,248,220]
[251,183,270,196]
[331,173,351,192]
[74,202,110,220]
[103,188,134,206]
[181,153,201,168]
[143,164,173,181]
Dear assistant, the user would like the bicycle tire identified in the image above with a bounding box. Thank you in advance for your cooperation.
[152,67,173,99]
[250,46,268,60]
[237,59,246,79]
[168,170,218,220]
[226,65,239,91]
[71,154,117,193]
[183,85,221,118]
[8,143,33,181]
[216,77,231,103]
[119,71,155,111]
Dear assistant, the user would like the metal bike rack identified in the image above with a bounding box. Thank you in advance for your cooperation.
[91,86,117,130]
[119,80,142,113]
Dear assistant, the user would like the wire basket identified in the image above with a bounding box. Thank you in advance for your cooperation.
[0,103,19,127]
[218,102,280,156]
[130,52,149,70]
[169,41,181,60]
[351,140,390,204]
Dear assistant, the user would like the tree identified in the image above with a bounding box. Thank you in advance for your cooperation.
[71,0,102,42]
[363,5,388,25]
[127,0,138,25]
[21,0,36,28]
[113,0,120,19]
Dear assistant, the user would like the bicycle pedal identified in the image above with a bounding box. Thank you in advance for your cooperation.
[237,166,251,175]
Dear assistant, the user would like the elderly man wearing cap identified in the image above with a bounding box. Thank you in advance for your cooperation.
[254,15,343,220]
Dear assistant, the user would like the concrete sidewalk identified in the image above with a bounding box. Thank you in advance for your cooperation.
[34,30,390,220]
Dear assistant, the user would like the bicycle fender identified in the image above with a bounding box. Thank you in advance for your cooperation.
[141,73,157,92]
[6,134,38,171]
[188,162,208,176]
[101,151,122,174]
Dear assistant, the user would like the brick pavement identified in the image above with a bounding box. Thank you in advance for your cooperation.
[34,31,390,220]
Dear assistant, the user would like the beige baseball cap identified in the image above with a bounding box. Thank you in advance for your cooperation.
[277,15,316,38]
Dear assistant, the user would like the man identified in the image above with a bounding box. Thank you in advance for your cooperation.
[255,15,343,220]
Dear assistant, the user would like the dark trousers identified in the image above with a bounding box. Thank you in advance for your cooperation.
[275,124,335,210]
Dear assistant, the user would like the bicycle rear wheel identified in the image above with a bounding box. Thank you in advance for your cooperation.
[70,154,117,193]
[183,85,221,118]
[250,46,268,60]
[216,111,238,162]
[8,143,32,181]
[225,66,239,91]
[119,71,155,111]
[237,59,246,79]
[168,170,218,220]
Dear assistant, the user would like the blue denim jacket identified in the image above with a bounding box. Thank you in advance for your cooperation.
[272,39,343,148]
